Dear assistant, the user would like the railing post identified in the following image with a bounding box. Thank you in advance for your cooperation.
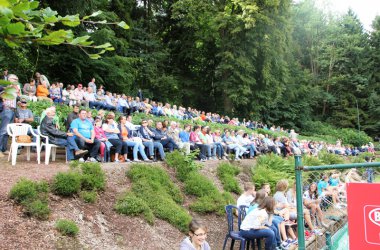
[295,155,306,250]
[326,231,332,250]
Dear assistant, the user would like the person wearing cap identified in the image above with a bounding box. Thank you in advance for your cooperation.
[15,98,34,124]
[36,80,53,102]
[0,74,19,157]
[74,84,88,107]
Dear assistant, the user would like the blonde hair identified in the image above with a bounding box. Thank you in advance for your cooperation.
[243,182,255,192]
[275,179,289,192]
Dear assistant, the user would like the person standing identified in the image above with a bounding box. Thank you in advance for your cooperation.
[365,156,374,183]
[0,74,18,157]
[88,77,97,94]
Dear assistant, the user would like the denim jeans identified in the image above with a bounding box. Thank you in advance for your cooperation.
[54,136,79,161]
[272,215,284,247]
[142,141,154,157]
[153,141,165,159]
[75,137,101,158]
[0,109,14,152]
[214,142,225,158]
[123,141,148,160]
[240,228,276,250]
[245,144,256,157]
[160,138,178,152]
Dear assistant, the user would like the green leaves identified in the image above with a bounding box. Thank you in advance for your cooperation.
[6,22,25,34]
[61,14,80,27]
[117,21,129,29]
[0,0,128,59]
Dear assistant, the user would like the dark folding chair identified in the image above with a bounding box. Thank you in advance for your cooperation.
[223,205,246,250]
[239,205,262,250]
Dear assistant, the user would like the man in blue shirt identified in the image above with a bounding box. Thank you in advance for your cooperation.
[71,109,100,162]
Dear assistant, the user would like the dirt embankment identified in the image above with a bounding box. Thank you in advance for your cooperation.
[0,153,255,250]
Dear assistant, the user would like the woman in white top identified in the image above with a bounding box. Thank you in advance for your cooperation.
[240,197,276,250]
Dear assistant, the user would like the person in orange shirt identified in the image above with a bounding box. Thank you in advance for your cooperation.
[36,81,53,102]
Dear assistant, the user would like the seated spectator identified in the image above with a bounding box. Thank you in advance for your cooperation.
[117,94,129,114]
[237,182,256,210]
[68,85,78,106]
[86,110,94,124]
[153,121,178,152]
[189,125,208,161]
[15,98,34,124]
[286,183,322,235]
[103,92,116,111]
[178,124,192,154]
[237,131,256,158]
[303,183,328,228]
[223,130,245,161]
[239,197,277,250]
[118,116,150,162]
[66,105,80,131]
[94,118,112,162]
[40,107,87,161]
[74,84,88,107]
[139,119,165,161]
[102,113,123,162]
[70,109,101,162]
[167,121,190,155]
[22,78,37,102]
[49,82,63,103]
[317,175,340,207]
[36,81,53,102]
[179,219,210,250]
[212,129,227,160]
[85,87,104,110]
[61,84,70,105]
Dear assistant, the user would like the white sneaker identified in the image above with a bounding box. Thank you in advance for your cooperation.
[79,157,85,163]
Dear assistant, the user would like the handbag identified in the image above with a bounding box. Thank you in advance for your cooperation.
[16,135,32,143]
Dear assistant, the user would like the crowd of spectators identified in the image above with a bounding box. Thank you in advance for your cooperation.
[0,70,376,162]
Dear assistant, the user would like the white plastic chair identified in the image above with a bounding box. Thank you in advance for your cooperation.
[37,126,67,165]
[7,123,40,166]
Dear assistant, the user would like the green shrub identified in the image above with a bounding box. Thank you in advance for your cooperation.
[318,151,345,165]
[184,172,218,197]
[256,154,294,176]
[122,164,190,231]
[115,192,154,224]
[80,191,97,203]
[25,199,50,220]
[55,219,79,236]
[217,163,241,194]
[190,191,233,215]
[9,178,50,220]
[251,165,288,193]
[127,164,183,203]
[80,162,106,191]
[165,151,200,181]
[52,172,81,197]
[9,178,39,203]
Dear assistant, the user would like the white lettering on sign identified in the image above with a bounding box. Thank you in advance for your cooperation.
[369,208,380,226]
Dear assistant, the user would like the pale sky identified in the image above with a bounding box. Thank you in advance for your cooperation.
[314,0,380,31]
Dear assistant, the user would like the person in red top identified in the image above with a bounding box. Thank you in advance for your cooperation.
[189,125,207,161]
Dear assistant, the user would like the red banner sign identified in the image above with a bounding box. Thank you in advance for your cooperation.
[347,183,380,249]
